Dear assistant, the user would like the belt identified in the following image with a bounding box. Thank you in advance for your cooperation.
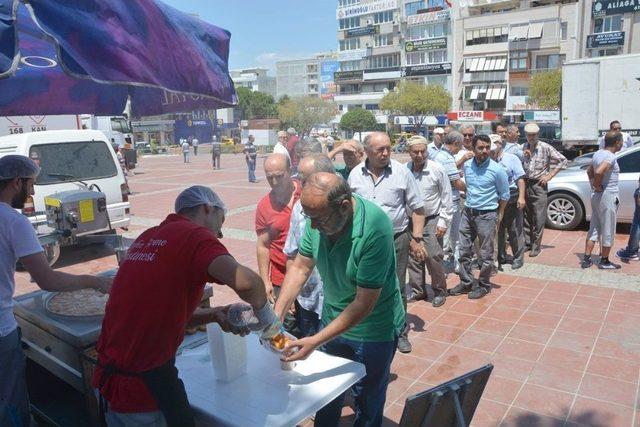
[425,213,439,221]
[465,207,497,216]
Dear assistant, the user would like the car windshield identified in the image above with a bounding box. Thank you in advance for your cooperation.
[30,141,118,185]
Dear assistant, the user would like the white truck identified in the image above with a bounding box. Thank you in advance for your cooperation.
[81,115,133,147]
[561,54,640,151]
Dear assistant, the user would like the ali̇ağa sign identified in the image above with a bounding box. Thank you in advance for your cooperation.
[592,0,640,17]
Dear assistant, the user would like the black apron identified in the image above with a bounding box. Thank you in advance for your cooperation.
[97,358,195,427]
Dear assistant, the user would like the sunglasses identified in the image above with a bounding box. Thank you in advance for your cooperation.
[301,209,336,227]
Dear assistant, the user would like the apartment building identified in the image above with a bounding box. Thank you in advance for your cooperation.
[276,53,338,99]
[578,0,640,58]
[230,68,277,98]
[334,0,404,123]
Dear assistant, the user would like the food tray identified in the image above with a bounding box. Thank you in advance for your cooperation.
[44,292,105,323]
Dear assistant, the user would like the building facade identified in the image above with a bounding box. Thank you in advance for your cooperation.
[578,0,640,59]
[230,68,277,98]
[276,53,338,100]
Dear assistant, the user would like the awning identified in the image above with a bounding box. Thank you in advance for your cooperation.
[466,56,507,72]
[528,22,544,39]
[508,25,529,41]
[467,84,506,100]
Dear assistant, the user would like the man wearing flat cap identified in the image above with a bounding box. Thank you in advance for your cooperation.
[94,185,278,426]
[521,122,567,257]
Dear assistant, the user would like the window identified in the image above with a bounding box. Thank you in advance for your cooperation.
[339,17,360,30]
[591,48,620,57]
[367,53,400,69]
[427,0,446,7]
[466,26,508,46]
[339,38,361,51]
[535,54,564,70]
[465,56,507,71]
[407,22,447,40]
[340,60,362,71]
[338,0,359,6]
[374,34,393,47]
[365,104,379,110]
[510,86,528,96]
[510,51,527,71]
[31,142,118,185]
[339,84,361,94]
[406,50,447,65]
[618,151,640,173]
[373,10,394,24]
[405,1,424,17]
[425,75,447,88]
[594,15,622,33]
[561,22,568,40]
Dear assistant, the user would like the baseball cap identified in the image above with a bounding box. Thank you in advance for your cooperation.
[433,127,445,135]
[524,122,540,133]
[175,185,227,214]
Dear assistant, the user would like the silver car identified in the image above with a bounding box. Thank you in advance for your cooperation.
[546,146,640,230]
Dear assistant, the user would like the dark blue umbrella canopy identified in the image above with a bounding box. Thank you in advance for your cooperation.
[0,0,237,116]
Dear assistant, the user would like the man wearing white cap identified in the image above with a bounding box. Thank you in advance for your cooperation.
[427,127,445,160]
[0,155,112,427]
[522,122,567,257]
[490,135,527,270]
[94,185,278,426]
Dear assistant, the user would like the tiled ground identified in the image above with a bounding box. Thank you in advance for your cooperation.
[14,149,640,426]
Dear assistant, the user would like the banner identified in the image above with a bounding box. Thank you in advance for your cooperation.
[405,37,447,52]
[337,0,398,19]
[334,70,364,82]
[320,61,340,99]
[402,63,452,77]
[407,9,450,25]
[345,26,379,37]
[592,0,640,17]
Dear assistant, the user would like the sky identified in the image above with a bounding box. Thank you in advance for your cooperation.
[162,0,339,73]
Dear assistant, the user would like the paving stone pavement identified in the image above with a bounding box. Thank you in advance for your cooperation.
[13,151,640,427]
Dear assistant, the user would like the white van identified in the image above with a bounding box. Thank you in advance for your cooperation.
[0,130,131,255]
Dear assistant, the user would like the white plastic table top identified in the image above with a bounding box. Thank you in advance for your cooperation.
[175,336,366,427]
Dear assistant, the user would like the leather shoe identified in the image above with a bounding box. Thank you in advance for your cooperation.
[529,248,541,257]
[449,283,472,296]
[511,260,524,270]
[408,292,426,303]
[468,287,490,299]
[397,336,412,353]
[432,293,446,307]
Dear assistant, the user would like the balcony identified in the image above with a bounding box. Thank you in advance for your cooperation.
[463,70,507,83]
[529,67,561,75]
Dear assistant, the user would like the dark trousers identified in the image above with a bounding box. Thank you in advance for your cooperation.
[524,180,547,250]
[193,146,198,156]
[408,215,447,297]
[394,229,409,337]
[294,300,321,337]
[458,208,498,289]
[212,152,221,169]
[315,336,398,427]
[498,190,525,264]
[0,329,30,427]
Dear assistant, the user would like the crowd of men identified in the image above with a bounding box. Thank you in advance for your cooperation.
[2,119,639,427]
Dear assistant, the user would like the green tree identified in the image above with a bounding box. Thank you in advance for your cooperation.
[277,94,290,105]
[277,96,337,136]
[528,69,561,109]
[380,81,451,133]
[339,108,378,141]
[236,87,278,120]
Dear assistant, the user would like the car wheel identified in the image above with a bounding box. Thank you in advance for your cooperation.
[546,193,584,230]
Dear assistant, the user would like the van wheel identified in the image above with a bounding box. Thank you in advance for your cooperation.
[546,193,584,230]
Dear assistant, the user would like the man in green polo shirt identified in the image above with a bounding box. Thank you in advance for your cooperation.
[275,172,404,427]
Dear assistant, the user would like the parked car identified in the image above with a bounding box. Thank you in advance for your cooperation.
[546,145,640,230]
[518,122,562,152]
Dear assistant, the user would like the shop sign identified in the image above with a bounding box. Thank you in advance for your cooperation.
[334,70,364,82]
[407,9,450,25]
[586,31,625,48]
[401,63,452,77]
[405,37,447,52]
[592,0,640,17]
[345,25,379,37]
[337,0,397,19]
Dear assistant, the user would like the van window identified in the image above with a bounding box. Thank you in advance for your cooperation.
[30,141,118,185]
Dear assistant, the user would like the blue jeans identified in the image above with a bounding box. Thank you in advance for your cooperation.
[315,335,398,427]
[247,158,256,182]
[621,203,640,254]
[0,329,30,427]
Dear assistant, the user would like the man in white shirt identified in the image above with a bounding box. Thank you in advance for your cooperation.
[427,127,445,160]
[348,132,427,353]
[192,136,199,156]
[181,139,190,163]
[405,136,454,307]
[598,120,635,151]
[274,131,291,162]
[0,155,111,427]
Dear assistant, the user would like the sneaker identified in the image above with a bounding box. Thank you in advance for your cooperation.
[616,249,639,261]
[581,257,593,269]
[397,336,412,353]
[598,260,621,270]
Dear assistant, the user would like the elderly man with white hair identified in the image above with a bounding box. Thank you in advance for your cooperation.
[427,127,445,160]
[405,136,454,307]
[0,155,113,426]
[94,185,277,426]
[274,130,291,161]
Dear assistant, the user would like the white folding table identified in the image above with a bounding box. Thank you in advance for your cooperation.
[175,336,366,427]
